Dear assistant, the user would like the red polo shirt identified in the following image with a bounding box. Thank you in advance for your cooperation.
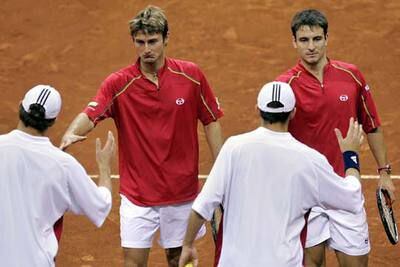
[84,58,223,206]
[276,59,380,176]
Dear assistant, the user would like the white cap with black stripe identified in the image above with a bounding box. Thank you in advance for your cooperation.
[22,85,62,119]
[257,81,295,113]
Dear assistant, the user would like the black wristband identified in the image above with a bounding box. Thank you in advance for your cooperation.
[343,151,360,172]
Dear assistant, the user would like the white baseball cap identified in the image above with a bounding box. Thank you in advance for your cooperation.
[22,85,62,119]
[257,81,295,113]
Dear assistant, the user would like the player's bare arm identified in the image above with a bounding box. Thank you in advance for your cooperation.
[203,120,224,234]
[367,127,396,201]
[60,113,95,150]
[96,131,115,192]
[334,117,364,179]
[179,210,204,267]
[203,121,224,160]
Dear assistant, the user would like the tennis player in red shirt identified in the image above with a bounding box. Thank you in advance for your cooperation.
[276,9,395,267]
[60,5,223,267]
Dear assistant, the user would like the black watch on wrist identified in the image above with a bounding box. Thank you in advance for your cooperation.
[377,164,392,175]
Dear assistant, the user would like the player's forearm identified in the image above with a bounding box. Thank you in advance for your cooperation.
[183,210,206,247]
[97,165,112,192]
[66,113,95,136]
[345,168,360,180]
[367,127,389,168]
[341,152,363,213]
[95,131,115,192]
[60,113,95,150]
[204,121,224,160]
[367,127,396,198]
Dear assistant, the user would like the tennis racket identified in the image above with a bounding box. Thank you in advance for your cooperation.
[376,187,398,245]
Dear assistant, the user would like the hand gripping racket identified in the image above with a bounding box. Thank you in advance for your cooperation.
[376,187,398,245]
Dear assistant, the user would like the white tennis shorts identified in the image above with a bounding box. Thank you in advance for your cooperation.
[306,206,370,256]
[120,195,206,249]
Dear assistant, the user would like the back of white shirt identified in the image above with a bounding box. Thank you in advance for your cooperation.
[193,127,363,267]
[0,130,111,267]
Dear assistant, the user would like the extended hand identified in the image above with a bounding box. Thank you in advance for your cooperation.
[96,131,116,167]
[334,117,364,153]
[59,133,87,150]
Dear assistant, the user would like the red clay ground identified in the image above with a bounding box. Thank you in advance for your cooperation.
[56,180,400,267]
[1,0,400,266]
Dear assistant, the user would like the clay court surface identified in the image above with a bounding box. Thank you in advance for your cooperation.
[1,0,400,266]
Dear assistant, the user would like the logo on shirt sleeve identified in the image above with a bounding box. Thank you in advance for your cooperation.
[88,101,98,107]
[365,85,370,91]
[87,101,98,110]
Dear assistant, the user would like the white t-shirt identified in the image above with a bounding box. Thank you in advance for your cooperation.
[0,130,112,267]
[193,127,363,267]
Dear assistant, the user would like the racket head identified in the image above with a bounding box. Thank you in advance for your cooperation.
[376,187,399,245]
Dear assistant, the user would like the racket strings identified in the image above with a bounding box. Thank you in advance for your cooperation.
[383,204,396,233]
[380,191,398,240]
[377,188,398,244]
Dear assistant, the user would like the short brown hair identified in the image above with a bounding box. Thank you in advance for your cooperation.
[129,5,168,39]
[291,9,328,38]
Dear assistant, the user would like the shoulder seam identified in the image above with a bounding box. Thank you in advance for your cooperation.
[360,95,377,129]
[331,64,362,87]
[287,71,302,85]
[200,93,217,121]
[167,67,200,85]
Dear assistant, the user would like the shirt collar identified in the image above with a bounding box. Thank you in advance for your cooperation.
[296,57,332,73]
[10,129,51,143]
[134,58,169,77]
[256,126,292,137]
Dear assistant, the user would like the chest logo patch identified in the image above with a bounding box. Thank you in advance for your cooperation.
[339,95,349,102]
[176,98,185,105]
